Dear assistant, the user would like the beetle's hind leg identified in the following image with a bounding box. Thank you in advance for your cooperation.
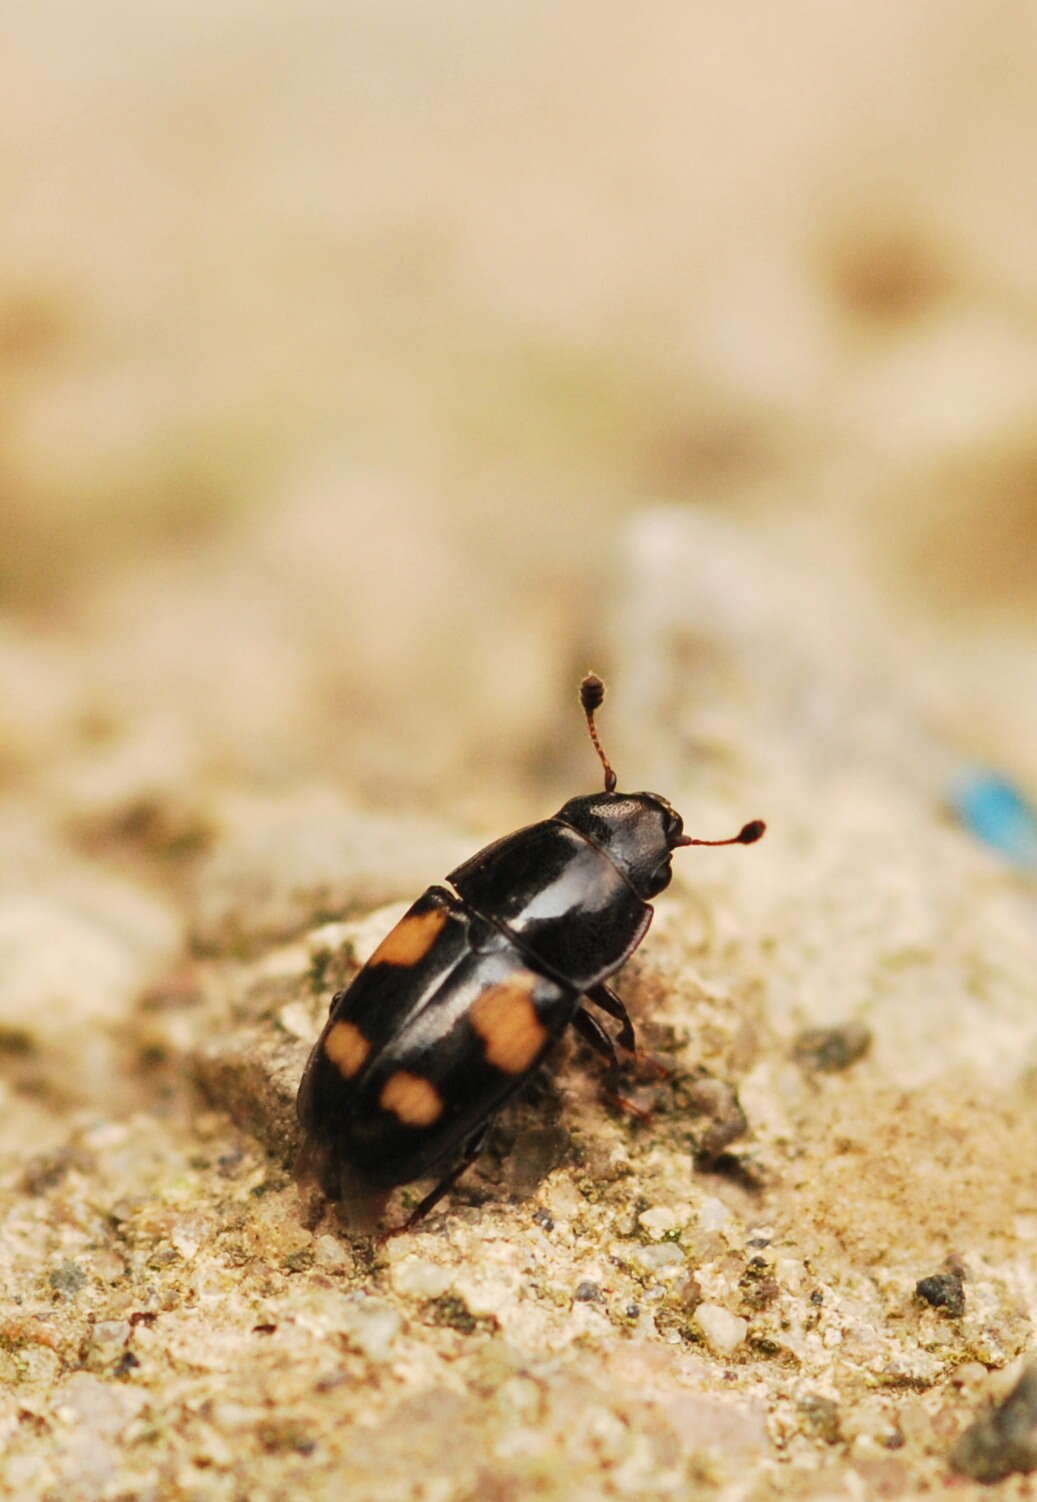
[572,1006,652,1123]
[395,1124,490,1233]
[585,982,636,1052]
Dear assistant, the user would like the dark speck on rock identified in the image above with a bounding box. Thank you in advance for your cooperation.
[532,1208,554,1232]
[574,1281,601,1302]
[425,1294,496,1336]
[793,1021,872,1072]
[693,1150,766,1193]
[49,1261,87,1299]
[258,1418,318,1456]
[22,1150,76,1195]
[798,1393,842,1444]
[915,1271,965,1318]
[685,1074,748,1158]
[951,1363,1037,1483]
[115,1350,141,1377]
[739,1258,780,1311]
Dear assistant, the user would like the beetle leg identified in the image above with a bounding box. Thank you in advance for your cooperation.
[400,1124,489,1230]
[572,1004,620,1067]
[585,982,636,1053]
[586,983,671,1081]
[573,1007,652,1123]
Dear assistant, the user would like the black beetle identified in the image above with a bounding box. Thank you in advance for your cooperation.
[297,674,764,1225]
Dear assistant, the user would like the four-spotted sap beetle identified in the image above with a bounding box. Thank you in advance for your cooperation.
[296,674,765,1226]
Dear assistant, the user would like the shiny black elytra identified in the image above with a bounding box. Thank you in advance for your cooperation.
[296,674,765,1227]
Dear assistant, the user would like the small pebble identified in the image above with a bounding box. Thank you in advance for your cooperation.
[688,1078,748,1156]
[694,1304,747,1356]
[698,1196,732,1232]
[169,1218,207,1260]
[49,1262,87,1299]
[798,1393,842,1444]
[339,1298,400,1361]
[88,1248,127,1283]
[792,1022,872,1073]
[91,1321,131,1348]
[776,1257,805,1292]
[313,1235,351,1271]
[276,1001,315,1041]
[915,1271,965,1318]
[951,1362,1037,1483]
[638,1206,681,1239]
[612,1240,686,1278]
[390,1258,454,1299]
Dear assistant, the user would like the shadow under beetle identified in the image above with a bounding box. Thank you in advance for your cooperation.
[296,674,765,1226]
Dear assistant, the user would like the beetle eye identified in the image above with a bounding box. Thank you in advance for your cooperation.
[644,858,673,898]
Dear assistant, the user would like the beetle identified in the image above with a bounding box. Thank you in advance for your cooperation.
[296,673,765,1226]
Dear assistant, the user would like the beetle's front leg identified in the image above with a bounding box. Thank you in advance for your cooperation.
[586,982,671,1081]
[572,1004,621,1068]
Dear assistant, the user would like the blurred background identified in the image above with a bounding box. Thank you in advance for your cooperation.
[3,0,1037,926]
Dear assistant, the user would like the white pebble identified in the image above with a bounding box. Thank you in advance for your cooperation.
[277,1001,315,1041]
[340,1298,400,1361]
[698,1197,733,1232]
[390,1258,454,1299]
[611,1240,686,1278]
[313,1235,351,1270]
[695,1304,747,1355]
[638,1206,681,1239]
[776,1257,805,1291]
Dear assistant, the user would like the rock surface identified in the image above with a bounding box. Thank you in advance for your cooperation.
[3,512,1036,1501]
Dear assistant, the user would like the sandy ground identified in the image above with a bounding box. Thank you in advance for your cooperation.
[2,3,1037,1497]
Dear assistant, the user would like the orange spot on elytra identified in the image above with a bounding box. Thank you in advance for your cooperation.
[368,906,448,967]
[379,1071,443,1126]
[323,1020,370,1078]
[471,974,547,1075]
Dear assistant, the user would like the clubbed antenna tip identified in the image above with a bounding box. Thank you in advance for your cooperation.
[579,673,606,715]
[579,672,617,793]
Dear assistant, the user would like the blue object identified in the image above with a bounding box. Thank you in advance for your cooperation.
[952,771,1037,869]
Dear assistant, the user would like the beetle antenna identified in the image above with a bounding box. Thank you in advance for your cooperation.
[675,819,766,848]
[579,673,618,793]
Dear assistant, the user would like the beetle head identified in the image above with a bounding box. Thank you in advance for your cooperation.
[555,790,688,898]
[565,674,765,898]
